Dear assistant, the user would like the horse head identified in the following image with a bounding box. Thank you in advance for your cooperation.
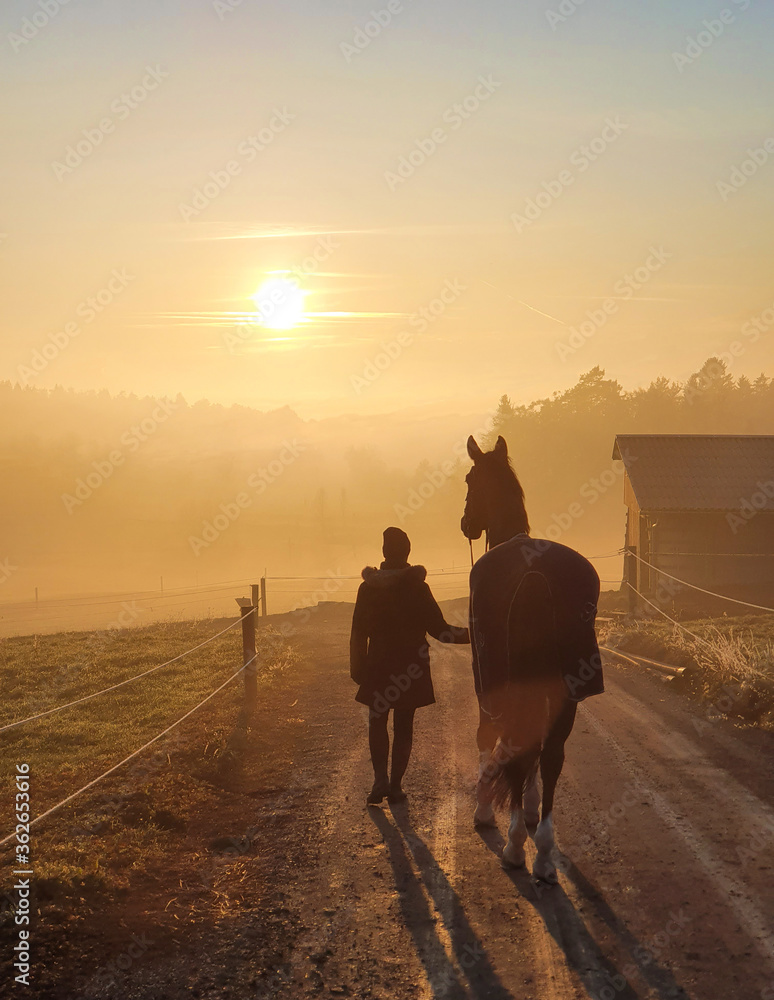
[461,435,530,545]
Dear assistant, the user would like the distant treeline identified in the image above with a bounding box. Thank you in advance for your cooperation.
[481,358,774,549]
[0,358,772,599]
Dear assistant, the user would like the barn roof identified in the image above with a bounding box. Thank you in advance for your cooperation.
[612,434,774,512]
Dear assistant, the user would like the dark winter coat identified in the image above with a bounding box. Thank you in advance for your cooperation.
[469,535,603,706]
[350,563,470,712]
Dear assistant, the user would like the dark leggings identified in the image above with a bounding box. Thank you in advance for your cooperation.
[369,707,416,786]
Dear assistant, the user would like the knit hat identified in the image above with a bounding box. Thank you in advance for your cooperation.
[382,526,411,564]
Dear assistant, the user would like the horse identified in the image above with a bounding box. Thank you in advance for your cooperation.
[461,434,603,883]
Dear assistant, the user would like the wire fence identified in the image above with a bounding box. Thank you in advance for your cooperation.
[2,542,767,851]
[0,551,627,638]
[626,551,774,615]
[0,650,257,851]
[0,612,253,735]
[623,581,716,648]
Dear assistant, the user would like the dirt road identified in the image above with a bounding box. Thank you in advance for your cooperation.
[20,601,774,999]
[252,603,774,1000]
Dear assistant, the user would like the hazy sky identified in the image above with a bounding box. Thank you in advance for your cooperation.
[2,0,773,418]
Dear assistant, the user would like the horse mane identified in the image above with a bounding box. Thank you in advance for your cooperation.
[482,450,530,535]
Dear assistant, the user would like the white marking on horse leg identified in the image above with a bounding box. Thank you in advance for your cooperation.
[501,808,527,869]
[533,813,557,883]
[524,770,541,828]
[473,750,496,827]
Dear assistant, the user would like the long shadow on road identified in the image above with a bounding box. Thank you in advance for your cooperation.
[478,826,691,1000]
[369,805,515,1000]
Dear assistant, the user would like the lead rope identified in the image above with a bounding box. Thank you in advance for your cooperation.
[468,529,491,567]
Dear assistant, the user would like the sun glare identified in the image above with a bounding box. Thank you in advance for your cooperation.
[251,276,307,330]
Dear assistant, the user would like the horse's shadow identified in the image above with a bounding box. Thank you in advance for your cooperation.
[478,826,690,1000]
[368,805,515,999]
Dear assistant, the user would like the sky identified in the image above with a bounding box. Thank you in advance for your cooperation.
[1,0,773,419]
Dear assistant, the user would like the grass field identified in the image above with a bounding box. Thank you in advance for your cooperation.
[4,602,774,928]
[601,613,774,728]
[0,617,295,912]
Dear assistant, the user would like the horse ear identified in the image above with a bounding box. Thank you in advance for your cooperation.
[467,436,484,461]
[494,436,508,460]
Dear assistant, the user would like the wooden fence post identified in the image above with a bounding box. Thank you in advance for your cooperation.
[260,576,268,617]
[236,596,257,709]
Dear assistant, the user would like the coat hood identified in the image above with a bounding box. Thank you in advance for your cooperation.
[361,564,427,588]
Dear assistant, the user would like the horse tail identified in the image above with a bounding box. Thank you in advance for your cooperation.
[485,570,560,810]
[488,742,541,812]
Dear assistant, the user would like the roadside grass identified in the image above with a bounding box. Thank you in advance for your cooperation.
[601,614,774,727]
[0,618,295,918]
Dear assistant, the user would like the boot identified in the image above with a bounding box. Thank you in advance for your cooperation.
[367,775,389,805]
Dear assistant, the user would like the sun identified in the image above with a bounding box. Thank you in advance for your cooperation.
[251,276,307,330]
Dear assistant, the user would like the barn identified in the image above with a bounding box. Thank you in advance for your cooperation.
[612,434,774,609]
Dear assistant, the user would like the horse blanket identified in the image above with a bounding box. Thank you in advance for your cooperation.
[469,534,603,706]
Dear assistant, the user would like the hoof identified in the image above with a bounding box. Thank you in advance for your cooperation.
[532,860,558,884]
[473,806,497,828]
[501,843,526,869]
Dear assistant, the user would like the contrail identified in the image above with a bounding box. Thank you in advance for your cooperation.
[480,279,569,328]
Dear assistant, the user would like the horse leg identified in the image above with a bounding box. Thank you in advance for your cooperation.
[501,801,528,869]
[523,764,541,830]
[533,698,577,883]
[474,702,498,827]
[500,748,540,868]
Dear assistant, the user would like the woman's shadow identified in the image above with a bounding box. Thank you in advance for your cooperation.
[368,804,514,999]
[477,825,690,1000]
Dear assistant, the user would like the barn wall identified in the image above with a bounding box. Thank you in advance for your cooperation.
[650,511,774,596]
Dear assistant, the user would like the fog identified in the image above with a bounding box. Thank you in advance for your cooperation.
[2,357,772,628]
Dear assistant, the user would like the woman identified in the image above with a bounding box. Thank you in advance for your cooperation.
[350,527,470,804]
